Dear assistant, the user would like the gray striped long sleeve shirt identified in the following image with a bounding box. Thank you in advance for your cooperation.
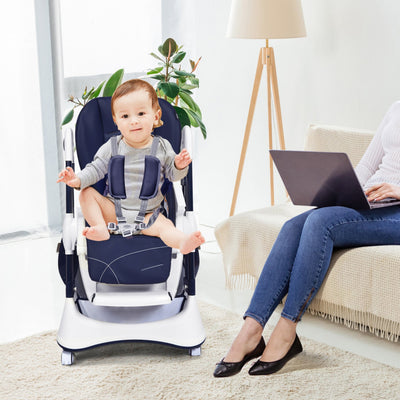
[77,135,188,217]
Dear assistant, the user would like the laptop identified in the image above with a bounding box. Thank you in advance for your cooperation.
[269,150,400,210]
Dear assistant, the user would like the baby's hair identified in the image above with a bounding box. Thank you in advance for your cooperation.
[111,79,163,128]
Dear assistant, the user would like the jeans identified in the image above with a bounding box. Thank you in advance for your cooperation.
[244,205,400,326]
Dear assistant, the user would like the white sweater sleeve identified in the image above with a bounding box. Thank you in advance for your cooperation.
[354,102,400,186]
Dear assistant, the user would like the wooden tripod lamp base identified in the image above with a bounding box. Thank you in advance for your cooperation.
[229,41,286,217]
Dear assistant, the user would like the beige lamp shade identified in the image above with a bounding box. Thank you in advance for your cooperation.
[227,0,306,39]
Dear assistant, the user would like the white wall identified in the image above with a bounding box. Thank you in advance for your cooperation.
[60,0,162,77]
[193,0,400,226]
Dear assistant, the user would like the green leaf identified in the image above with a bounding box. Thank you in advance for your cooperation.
[179,91,197,111]
[81,86,88,99]
[89,80,105,99]
[171,51,186,64]
[189,77,199,87]
[187,112,199,127]
[184,107,207,138]
[147,66,164,75]
[61,108,74,126]
[161,38,178,57]
[150,52,164,62]
[148,74,166,82]
[174,70,195,77]
[181,83,198,91]
[159,82,179,99]
[180,91,202,117]
[82,87,94,100]
[173,106,191,129]
[103,68,124,97]
[178,88,193,95]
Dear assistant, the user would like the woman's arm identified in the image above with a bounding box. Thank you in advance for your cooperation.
[354,104,398,186]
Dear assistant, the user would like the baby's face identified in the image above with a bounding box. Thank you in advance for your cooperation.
[113,89,160,148]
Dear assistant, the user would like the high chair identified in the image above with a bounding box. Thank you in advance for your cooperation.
[57,96,205,365]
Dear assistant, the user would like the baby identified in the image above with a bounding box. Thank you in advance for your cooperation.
[57,79,205,254]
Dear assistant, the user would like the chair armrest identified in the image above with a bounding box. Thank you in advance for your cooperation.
[181,125,193,157]
[173,181,186,217]
[63,127,75,162]
[62,127,77,253]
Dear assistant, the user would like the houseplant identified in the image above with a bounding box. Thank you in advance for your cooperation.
[62,38,206,138]
[147,37,206,138]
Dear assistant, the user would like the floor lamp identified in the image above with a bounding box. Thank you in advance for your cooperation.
[227,0,306,216]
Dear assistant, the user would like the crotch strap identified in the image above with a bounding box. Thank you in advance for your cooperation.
[107,136,163,237]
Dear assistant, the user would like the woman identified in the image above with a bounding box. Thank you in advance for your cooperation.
[214,101,400,377]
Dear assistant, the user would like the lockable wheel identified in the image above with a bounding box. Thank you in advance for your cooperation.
[61,350,75,365]
[189,346,201,356]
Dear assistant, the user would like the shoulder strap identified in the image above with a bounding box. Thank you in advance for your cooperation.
[135,136,160,223]
[110,135,119,156]
[109,136,125,223]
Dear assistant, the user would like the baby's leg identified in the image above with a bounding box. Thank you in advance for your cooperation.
[142,213,205,254]
[79,187,117,241]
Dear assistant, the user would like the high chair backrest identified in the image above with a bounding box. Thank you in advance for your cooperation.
[75,97,182,196]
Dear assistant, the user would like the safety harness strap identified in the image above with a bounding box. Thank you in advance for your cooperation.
[107,135,163,237]
[135,136,160,223]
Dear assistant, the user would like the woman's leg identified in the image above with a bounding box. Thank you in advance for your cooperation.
[282,205,400,322]
[263,205,400,361]
[223,209,314,362]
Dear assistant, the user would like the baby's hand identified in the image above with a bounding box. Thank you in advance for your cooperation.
[57,166,81,188]
[175,149,192,170]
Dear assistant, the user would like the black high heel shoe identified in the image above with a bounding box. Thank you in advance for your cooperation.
[213,337,266,378]
[248,334,303,376]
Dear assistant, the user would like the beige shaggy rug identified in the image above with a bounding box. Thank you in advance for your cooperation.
[1,301,399,400]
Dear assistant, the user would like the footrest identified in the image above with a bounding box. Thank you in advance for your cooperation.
[92,290,172,307]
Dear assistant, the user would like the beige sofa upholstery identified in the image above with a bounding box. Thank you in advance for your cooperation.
[215,124,400,342]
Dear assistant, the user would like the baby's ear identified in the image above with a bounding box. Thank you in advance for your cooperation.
[155,109,161,122]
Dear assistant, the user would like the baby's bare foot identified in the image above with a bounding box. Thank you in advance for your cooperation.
[82,225,110,241]
[180,231,205,254]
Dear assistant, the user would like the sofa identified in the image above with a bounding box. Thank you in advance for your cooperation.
[215,124,400,342]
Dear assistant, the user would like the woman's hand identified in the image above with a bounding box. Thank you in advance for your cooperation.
[174,149,192,170]
[57,166,81,188]
[365,183,400,201]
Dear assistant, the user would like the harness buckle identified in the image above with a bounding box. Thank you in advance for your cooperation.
[117,216,127,224]
[135,222,146,232]
[122,228,133,237]
[107,222,118,231]
[135,215,145,223]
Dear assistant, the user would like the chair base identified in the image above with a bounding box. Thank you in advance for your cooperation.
[57,295,206,354]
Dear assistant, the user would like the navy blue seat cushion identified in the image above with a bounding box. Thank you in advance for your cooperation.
[87,235,172,284]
